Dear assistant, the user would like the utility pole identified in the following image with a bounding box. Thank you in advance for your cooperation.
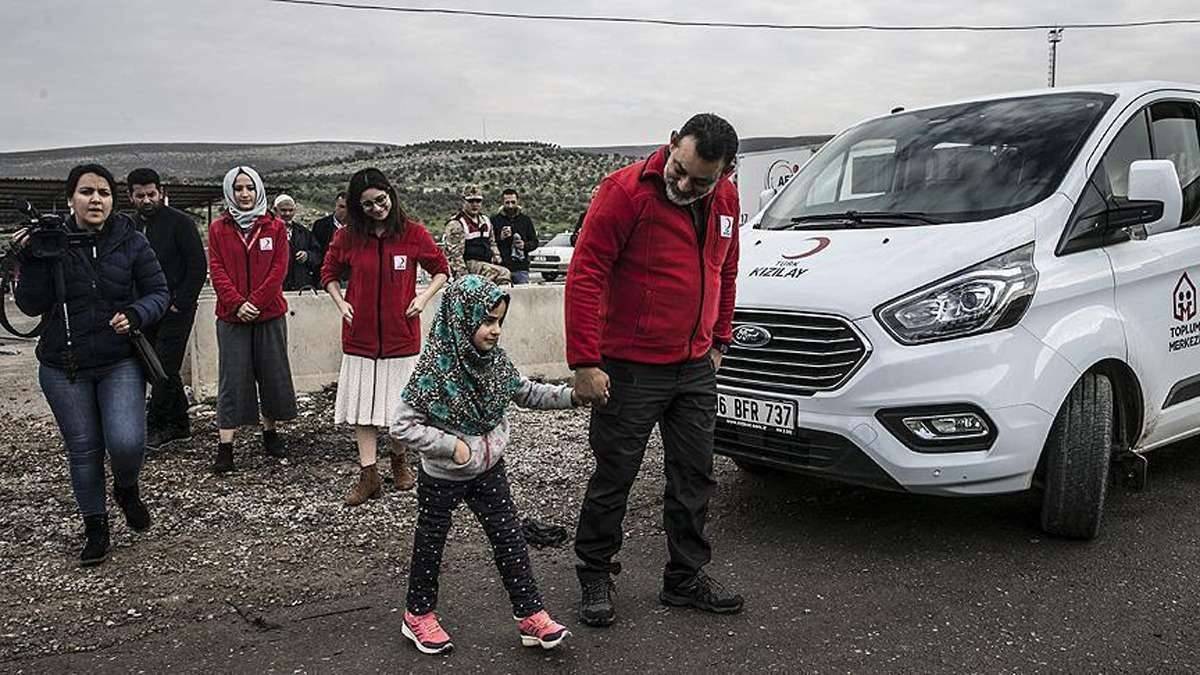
[1047,27,1064,88]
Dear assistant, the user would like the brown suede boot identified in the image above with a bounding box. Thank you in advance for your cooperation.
[391,446,416,491]
[345,464,382,506]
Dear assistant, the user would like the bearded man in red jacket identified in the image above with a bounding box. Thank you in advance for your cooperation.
[565,113,743,627]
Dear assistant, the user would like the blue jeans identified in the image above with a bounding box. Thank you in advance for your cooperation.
[511,270,530,285]
[39,358,147,516]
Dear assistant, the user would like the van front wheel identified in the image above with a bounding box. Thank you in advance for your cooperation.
[1039,372,1114,540]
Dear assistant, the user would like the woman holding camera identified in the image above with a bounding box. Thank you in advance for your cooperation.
[12,163,169,567]
[321,168,449,505]
[208,166,297,473]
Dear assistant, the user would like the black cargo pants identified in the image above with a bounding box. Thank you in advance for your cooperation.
[574,356,718,590]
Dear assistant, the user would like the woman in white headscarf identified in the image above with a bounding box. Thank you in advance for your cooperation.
[207,166,297,473]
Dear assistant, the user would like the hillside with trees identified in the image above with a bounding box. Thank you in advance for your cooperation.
[271,140,638,234]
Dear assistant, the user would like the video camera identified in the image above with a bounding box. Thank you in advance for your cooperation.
[14,199,96,260]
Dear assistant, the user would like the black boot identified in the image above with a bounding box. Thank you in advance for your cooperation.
[659,571,744,614]
[213,442,235,474]
[113,483,151,532]
[262,429,286,458]
[579,575,617,627]
[80,514,110,567]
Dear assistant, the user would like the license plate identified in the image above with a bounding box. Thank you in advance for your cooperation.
[531,255,546,261]
[717,392,796,435]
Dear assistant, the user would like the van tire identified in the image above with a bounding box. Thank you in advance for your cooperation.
[542,272,559,282]
[1039,372,1114,540]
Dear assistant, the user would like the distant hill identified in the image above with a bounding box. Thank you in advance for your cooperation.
[271,140,636,232]
[0,141,400,181]
[573,135,834,158]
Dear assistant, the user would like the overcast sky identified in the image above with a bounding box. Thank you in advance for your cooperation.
[2,0,1199,152]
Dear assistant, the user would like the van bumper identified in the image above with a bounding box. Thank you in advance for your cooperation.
[714,321,1078,496]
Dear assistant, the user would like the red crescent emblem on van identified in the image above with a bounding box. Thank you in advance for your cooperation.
[782,236,831,260]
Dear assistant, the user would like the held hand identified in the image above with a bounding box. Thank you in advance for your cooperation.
[295,250,308,263]
[500,225,512,240]
[169,304,180,314]
[492,254,503,265]
[405,293,427,318]
[514,238,525,251]
[709,348,723,371]
[570,389,589,407]
[10,228,30,252]
[340,301,354,325]
[574,367,611,406]
[237,302,260,322]
[110,312,131,335]
[452,439,471,465]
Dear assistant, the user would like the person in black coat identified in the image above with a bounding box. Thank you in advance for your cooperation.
[312,191,349,284]
[311,190,348,257]
[127,168,207,450]
[274,194,322,291]
[491,188,540,285]
[13,163,169,567]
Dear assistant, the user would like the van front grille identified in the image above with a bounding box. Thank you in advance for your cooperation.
[717,308,870,397]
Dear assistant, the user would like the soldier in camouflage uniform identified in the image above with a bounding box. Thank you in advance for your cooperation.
[442,184,511,285]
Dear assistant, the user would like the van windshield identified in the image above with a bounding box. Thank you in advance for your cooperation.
[758,92,1115,229]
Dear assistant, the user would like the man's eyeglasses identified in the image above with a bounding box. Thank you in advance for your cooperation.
[361,194,390,211]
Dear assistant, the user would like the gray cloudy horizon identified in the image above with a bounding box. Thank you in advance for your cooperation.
[2,0,1199,153]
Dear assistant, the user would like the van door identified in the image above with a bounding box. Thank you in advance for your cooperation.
[1103,99,1200,448]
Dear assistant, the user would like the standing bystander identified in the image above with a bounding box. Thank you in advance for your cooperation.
[491,189,539,285]
[127,168,207,451]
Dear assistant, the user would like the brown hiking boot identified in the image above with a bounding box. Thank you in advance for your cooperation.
[392,447,416,491]
[345,464,382,506]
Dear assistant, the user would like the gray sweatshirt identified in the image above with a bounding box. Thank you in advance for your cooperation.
[389,377,576,481]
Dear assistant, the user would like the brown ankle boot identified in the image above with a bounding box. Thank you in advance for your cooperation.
[345,464,382,506]
[391,447,416,491]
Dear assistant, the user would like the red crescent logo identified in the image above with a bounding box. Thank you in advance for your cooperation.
[781,236,831,260]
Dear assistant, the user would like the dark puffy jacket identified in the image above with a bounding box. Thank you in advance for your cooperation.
[282,222,323,291]
[15,212,169,371]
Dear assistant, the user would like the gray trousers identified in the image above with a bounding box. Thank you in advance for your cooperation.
[216,316,297,428]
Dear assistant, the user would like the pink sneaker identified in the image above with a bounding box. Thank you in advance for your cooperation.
[517,610,570,649]
[402,611,453,655]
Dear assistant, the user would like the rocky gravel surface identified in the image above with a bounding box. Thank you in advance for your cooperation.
[0,384,673,664]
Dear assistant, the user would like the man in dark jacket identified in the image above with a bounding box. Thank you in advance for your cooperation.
[311,191,348,258]
[311,191,348,283]
[491,188,539,284]
[274,195,322,291]
[566,114,743,627]
[127,168,207,450]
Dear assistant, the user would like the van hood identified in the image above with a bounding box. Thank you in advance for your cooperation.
[735,216,1036,319]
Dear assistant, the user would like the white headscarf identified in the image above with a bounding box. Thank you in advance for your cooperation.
[222,166,267,229]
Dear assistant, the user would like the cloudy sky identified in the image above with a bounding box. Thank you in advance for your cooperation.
[2,0,1199,151]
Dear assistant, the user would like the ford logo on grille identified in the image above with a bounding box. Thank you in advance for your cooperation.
[732,324,772,348]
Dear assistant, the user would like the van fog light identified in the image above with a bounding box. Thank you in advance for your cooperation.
[902,414,989,440]
[876,405,997,453]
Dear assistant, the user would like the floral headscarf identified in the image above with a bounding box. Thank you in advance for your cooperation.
[221,166,268,228]
[402,275,522,435]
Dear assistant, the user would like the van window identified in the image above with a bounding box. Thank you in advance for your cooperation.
[1098,110,1152,198]
[1059,110,1151,255]
[1150,101,1200,225]
[759,93,1115,229]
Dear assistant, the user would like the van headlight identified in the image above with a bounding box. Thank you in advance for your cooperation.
[875,243,1037,345]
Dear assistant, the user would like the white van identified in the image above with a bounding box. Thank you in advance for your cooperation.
[717,81,1200,539]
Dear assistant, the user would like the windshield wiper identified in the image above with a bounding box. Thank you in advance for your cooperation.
[785,210,947,229]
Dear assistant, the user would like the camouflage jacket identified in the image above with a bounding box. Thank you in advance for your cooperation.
[442,214,501,277]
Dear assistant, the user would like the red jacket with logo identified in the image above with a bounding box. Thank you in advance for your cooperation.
[565,145,740,368]
[208,213,290,324]
[320,221,450,359]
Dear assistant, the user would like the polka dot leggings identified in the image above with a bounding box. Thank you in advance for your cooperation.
[405,460,544,618]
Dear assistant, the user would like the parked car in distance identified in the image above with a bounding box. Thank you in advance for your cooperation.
[530,231,574,282]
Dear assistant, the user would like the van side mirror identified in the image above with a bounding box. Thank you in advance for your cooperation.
[1127,159,1182,236]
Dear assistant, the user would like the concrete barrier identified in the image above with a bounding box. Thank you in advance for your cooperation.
[186,285,571,399]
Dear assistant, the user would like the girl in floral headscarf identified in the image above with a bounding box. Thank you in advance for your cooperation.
[390,275,580,655]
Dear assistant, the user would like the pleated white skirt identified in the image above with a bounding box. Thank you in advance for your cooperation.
[334,354,418,427]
